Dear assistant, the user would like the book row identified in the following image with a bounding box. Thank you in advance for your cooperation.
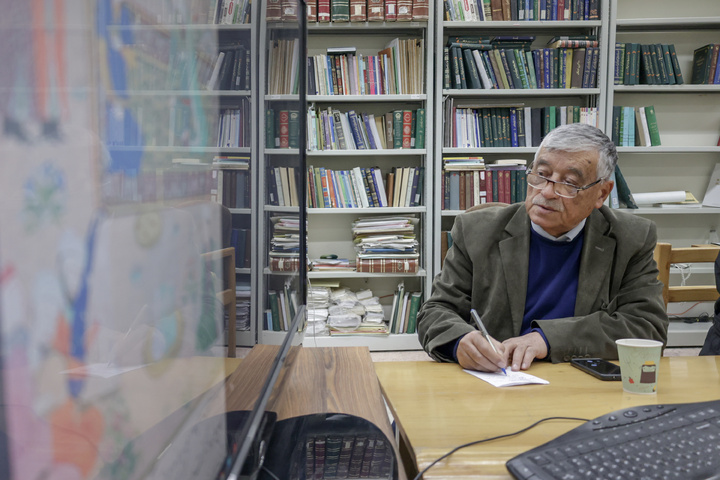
[231,228,252,269]
[441,165,528,210]
[217,102,252,148]
[212,0,252,24]
[300,434,394,479]
[444,0,600,21]
[307,165,424,209]
[266,283,300,331]
[206,45,253,91]
[691,44,720,85]
[214,168,251,209]
[445,103,599,148]
[125,39,250,92]
[388,284,422,334]
[610,105,661,148]
[267,38,301,95]
[307,108,426,151]
[268,166,301,207]
[309,38,425,96]
[614,43,684,86]
[118,0,250,26]
[303,0,429,22]
[104,99,224,148]
[445,45,600,90]
[266,109,301,149]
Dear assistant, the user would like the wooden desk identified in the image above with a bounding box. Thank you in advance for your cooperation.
[224,345,407,479]
[375,356,720,479]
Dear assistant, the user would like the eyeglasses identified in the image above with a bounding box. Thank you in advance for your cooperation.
[526,168,604,199]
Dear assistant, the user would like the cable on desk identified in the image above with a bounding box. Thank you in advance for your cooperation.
[411,416,589,480]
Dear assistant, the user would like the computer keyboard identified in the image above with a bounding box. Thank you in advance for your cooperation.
[506,399,720,480]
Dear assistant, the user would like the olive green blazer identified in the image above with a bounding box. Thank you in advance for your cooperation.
[417,204,668,363]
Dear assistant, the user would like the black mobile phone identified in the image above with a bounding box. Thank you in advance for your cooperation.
[570,358,622,381]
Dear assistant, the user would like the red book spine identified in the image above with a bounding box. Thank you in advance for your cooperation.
[266,0,282,20]
[385,0,397,21]
[350,0,367,21]
[307,0,318,21]
[401,110,412,148]
[355,258,419,273]
[317,0,331,21]
[279,110,290,148]
[281,0,298,19]
[412,0,429,20]
[486,170,494,202]
[397,0,413,20]
[269,257,300,272]
[367,0,384,20]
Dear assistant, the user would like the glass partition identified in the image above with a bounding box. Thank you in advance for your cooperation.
[0,0,306,478]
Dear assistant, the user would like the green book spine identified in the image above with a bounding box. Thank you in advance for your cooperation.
[481,108,493,147]
[653,44,669,85]
[644,105,661,146]
[668,44,684,84]
[524,50,537,89]
[331,0,350,21]
[265,109,275,148]
[661,44,676,85]
[405,292,423,334]
[462,48,483,89]
[691,44,714,84]
[415,108,425,149]
[392,110,403,149]
[513,49,530,89]
[288,110,299,148]
[268,291,281,331]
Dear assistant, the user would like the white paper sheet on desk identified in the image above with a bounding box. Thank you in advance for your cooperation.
[463,368,549,387]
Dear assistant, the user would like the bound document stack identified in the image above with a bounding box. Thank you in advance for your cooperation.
[352,216,419,273]
[269,216,303,272]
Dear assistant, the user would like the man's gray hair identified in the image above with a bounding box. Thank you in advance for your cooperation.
[535,123,618,180]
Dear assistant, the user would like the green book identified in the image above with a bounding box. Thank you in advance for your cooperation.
[392,110,404,149]
[331,0,349,21]
[462,48,483,89]
[644,105,662,146]
[668,44,684,84]
[405,292,423,334]
[415,108,426,149]
[691,44,714,84]
[661,44,676,85]
[288,110,299,148]
[268,290,281,331]
[265,109,275,148]
[614,165,637,209]
[653,44,669,85]
[524,50,538,89]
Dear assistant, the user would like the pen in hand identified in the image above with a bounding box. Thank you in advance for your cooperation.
[470,309,507,376]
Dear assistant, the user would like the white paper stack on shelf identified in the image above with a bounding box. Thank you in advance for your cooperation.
[352,216,419,273]
[632,191,701,208]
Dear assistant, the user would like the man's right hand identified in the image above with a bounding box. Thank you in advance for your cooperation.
[456,331,507,373]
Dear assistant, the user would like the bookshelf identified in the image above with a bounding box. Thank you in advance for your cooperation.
[102,4,259,350]
[433,0,611,274]
[607,0,720,345]
[258,11,307,345]
[264,15,434,350]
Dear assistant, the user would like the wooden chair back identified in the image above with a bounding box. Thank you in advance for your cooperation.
[654,243,720,308]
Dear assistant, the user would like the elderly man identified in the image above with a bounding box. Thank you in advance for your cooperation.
[418,123,668,373]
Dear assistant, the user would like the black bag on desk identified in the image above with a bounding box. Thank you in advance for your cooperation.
[699,250,720,356]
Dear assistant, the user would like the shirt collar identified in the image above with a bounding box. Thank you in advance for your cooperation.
[531,218,586,242]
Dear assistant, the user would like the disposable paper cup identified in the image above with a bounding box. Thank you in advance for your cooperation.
[616,339,663,394]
